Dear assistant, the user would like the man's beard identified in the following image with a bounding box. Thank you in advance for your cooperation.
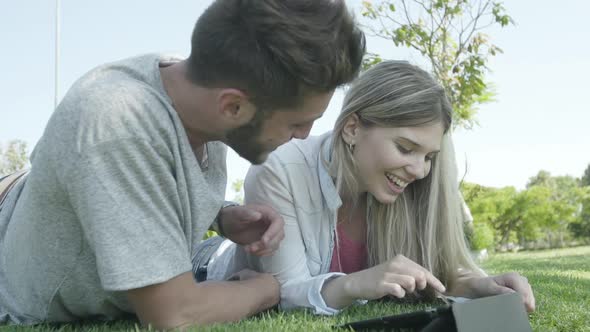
[225,110,269,164]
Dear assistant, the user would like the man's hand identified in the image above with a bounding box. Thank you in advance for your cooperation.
[226,269,280,313]
[466,272,536,313]
[219,204,285,256]
[127,271,280,329]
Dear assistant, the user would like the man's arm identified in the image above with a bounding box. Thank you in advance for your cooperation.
[127,271,279,330]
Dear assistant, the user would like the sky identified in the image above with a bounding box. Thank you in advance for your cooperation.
[1,0,589,199]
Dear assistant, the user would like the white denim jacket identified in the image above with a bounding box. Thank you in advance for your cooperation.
[206,132,353,315]
[203,132,478,313]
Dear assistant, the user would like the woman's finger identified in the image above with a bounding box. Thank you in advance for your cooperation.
[388,255,445,293]
[387,274,417,293]
[393,265,445,293]
[380,281,406,299]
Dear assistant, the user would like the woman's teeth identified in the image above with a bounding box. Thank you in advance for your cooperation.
[386,173,408,188]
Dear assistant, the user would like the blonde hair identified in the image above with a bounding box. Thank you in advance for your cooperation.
[327,61,480,292]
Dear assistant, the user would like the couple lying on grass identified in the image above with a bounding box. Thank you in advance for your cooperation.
[195,60,536,317]
[0,0,533,329]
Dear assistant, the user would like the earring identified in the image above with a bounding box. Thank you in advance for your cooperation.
[348,142,355,154]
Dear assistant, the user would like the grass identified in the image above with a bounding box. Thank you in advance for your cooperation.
[2,246,589,332]
[482,246,590,332]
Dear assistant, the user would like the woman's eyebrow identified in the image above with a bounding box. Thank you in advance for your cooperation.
[397,137,421,147]
[397,136,440,153]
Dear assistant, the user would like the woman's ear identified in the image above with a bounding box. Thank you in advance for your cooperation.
[341,113,361,145]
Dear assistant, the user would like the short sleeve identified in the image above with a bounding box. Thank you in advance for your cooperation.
[64,137,191,291]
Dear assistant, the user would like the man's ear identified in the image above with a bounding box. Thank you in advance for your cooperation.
[341,113,361,145]
[217,88,256,126]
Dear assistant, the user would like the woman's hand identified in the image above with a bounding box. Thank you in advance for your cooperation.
[344,254,446,300]
[467,272,535,313]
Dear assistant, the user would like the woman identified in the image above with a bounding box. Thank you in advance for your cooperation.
[196,61,535,315]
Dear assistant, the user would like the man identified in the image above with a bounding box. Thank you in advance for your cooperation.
[0,0,365,329]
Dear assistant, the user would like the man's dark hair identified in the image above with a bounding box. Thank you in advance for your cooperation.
[188,0,366,110]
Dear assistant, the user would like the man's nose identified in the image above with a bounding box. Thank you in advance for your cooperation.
[292,124,313,140]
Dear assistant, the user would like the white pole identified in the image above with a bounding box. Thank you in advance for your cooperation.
[54,0,60,108]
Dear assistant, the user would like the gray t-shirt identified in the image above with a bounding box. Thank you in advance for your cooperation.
[0,54,226,324]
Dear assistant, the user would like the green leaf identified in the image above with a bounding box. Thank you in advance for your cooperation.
[359,0,512,130]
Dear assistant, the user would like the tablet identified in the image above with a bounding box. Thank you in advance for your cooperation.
[335,293,532,332]
[335,304,453,331]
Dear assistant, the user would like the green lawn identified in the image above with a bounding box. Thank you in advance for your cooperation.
[482,246,590,332]
[2,246,589,332]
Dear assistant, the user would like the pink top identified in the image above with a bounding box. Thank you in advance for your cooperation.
[329,224,368,273]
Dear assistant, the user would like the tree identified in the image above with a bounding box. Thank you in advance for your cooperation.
[0,140,29,176]
[361,0,513,129]
[582,163,590,187]
[526,170,553,188]
[204,179,245,239]
[463,177,586,249]
[574,165,590,239]
[569,186,590,239]
[461,182,517,248]
[230,179,245,204]
[525,171,586,246]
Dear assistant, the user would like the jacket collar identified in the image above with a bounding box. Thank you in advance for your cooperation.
[317,132,342,213]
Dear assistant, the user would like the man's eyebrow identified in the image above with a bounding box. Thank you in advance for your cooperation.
[397,136,440,153]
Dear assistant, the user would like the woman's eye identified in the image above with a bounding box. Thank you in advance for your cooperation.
[396,144,412,154]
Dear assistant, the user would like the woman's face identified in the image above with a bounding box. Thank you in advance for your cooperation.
[351,122,444,204]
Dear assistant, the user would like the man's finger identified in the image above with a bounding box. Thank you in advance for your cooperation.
[245,246,273,257]
[262,227,284,249]
[245,240,271,252]
[250,248,275,257]
[244,241,269,253]
[259,213,284,245]
[232,207,262,222]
